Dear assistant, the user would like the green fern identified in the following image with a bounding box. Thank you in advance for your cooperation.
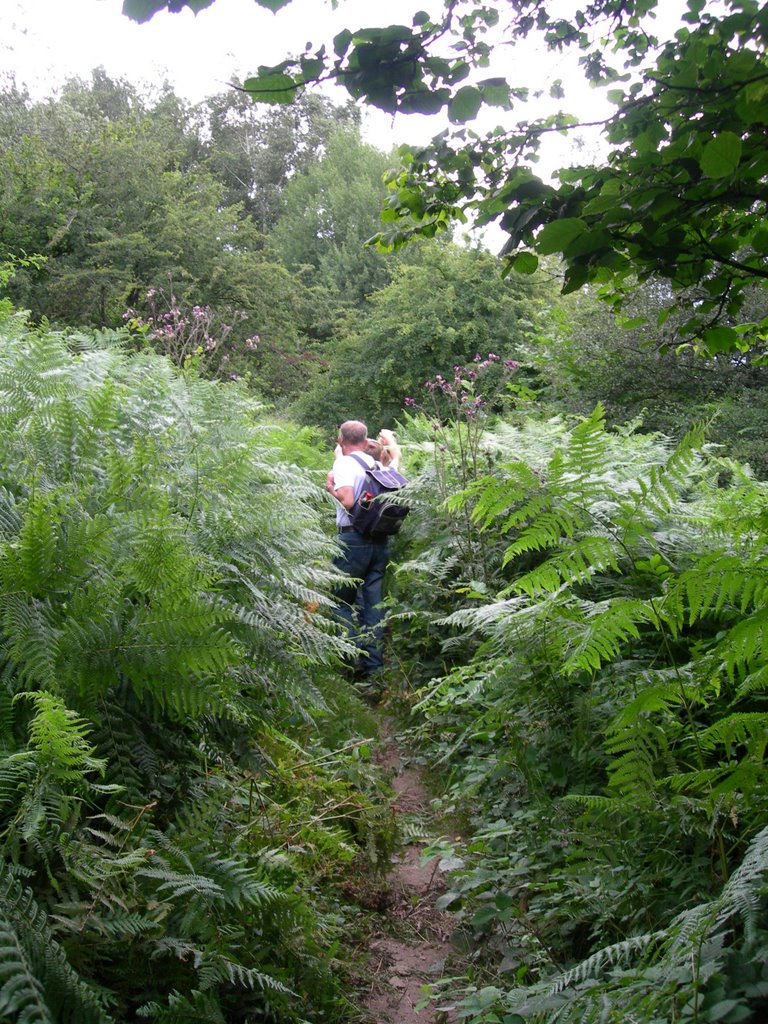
[0,864,110,1024]
[473,826,768,1023]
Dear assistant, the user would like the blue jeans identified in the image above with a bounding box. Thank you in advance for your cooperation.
[333,530,389,674]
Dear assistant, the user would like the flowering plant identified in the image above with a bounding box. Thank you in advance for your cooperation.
[123,286,259,379]
[405,353,519,489]
[403,353,521,586]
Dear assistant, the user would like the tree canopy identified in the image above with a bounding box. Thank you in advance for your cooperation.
[126,0,768,358]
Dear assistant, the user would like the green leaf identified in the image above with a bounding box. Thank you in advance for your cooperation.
[479,78,511,108]
[122,0,166,21]
[435,891,460,910]
[298,57,325,82]
[536,218,587,255]
[618,316,648,329]
[243,73,297,104]
[510,252,539,274]
[333,28,353,57]
[701,326,741,353]
[448,86,483,124]
[471,905,498,926]
[253,0,293,10]
[400,88,450,115]
[700,132,742,178]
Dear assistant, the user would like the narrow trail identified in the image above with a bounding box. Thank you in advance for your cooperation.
[358,716,458,1024]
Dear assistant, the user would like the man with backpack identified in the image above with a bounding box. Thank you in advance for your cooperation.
[325,419,407,682]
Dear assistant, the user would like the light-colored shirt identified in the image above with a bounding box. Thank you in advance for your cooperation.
[331,451,376,526]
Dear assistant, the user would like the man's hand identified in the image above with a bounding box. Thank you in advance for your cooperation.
[326,472,354,508]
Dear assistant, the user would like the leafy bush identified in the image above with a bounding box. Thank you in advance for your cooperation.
[0,312,391,1022]
[390,397,768,1022]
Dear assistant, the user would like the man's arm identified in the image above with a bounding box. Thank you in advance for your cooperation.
[326,470,356,509]
[334,485,355,509]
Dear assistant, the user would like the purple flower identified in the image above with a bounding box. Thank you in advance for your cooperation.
[404,396,416,407]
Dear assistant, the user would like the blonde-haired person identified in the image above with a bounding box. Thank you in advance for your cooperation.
[365,438,384,461]
[377,429,402,471]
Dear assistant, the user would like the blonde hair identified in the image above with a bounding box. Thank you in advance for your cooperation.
[377,429,401,470]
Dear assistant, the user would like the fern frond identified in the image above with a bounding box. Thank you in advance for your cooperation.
[197,952,293,994]
[0,595,59,690]
[716,606,768,680]
[603,716,670,802]
[556,404,610,487]
[736,662,768,699]
[0,864,110,1024]
[550,931,663,993]
[136,868,226,902]
[0,488,23,540]
[509,536,621,599]
[502,508,582,562]
[456,463,541,529]
[677,553,768,624]
[697,712,768,758]
[14,691,105,783]
[136,988,226,1024]
[606,669,687,732]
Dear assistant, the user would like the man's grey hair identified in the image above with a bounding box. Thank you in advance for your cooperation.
[339,420,367,445]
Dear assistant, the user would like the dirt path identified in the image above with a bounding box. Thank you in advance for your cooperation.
[359,718,456,1023]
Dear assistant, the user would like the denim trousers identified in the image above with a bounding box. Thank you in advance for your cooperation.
[333,530,389,674]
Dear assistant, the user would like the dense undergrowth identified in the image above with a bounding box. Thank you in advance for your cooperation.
[1,307,767,1024]
[0,310,396,1023]
[386,373,768,1022]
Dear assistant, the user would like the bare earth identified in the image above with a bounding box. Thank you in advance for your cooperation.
[360,720,456,1024]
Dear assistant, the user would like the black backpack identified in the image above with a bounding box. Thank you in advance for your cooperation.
[347,453,409,540]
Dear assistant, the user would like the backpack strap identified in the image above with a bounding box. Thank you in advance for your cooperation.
[347,452,375,505]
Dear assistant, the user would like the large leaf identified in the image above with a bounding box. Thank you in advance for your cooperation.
[123,0,290,21]
[123,0,215,19]
[701,325,743,354]
[536,218,587,255]
[510,252,539,274]
[448,86,483,124]
[699,132,742,178]
[243,73,297,104]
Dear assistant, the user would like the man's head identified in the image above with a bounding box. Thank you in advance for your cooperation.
[338,420,368,452]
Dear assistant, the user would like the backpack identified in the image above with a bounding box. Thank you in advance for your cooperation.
[347,453,409,540]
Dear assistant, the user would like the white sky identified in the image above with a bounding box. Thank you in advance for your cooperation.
[0,0,688,252]
[0,0,606,165]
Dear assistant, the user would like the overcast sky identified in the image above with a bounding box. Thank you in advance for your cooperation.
[0,0,606,166]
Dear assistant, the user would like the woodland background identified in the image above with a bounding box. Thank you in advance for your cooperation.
[0,4,768,1018]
